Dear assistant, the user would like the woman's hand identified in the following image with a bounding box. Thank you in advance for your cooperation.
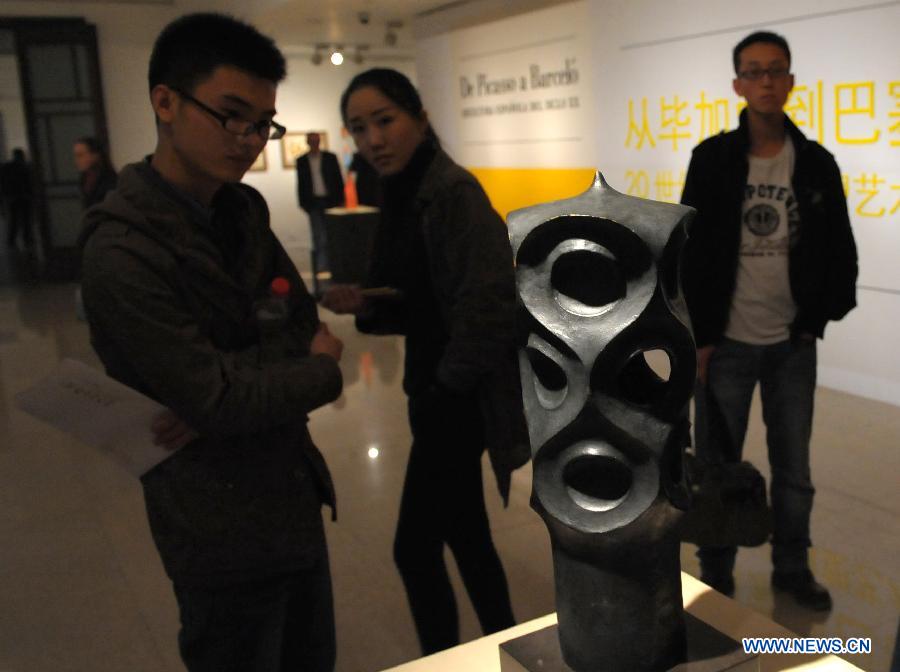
[151,410,198,451]
[697,345,715,386]
[320,284,365,315]
[310,322,344,362]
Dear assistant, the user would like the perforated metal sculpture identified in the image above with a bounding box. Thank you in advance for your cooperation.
[508,173,696,672]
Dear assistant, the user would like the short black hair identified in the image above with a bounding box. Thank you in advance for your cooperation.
[149,13,286,93]
[732,31,791,74]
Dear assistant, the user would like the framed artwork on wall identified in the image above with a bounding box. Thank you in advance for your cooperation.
[280,131,328,169]
[249,147,267,172]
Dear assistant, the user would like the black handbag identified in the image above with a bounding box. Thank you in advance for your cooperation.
[679,454,772,547]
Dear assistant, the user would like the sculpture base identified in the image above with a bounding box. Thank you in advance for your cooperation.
[323,207,380,285]
[498,612,758,672]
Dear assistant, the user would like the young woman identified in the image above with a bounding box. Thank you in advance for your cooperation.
[322,68,528,655]
[73,137,117,209]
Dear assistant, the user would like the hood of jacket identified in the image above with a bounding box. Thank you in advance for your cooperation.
[78,159,258,264]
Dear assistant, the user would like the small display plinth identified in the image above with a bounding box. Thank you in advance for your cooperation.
[323,207,380,285]
[498,612,759,672]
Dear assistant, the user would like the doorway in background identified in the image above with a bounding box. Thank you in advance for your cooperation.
[0,17,110,283]
[0,28,35,284]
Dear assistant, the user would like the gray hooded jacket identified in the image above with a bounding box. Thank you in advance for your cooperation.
[80,161,342,587]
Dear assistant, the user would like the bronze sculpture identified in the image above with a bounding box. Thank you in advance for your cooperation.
[508,173,696,671]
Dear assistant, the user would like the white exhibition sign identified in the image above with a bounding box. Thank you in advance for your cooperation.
[415,0,899,403]
[448,1,595,169]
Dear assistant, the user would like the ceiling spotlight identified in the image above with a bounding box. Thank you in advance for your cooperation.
[331,48,344,65]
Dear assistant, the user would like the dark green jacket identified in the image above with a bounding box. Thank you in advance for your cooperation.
[80,161,342,587]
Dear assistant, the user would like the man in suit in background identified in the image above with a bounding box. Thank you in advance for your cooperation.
[296,132,344,282]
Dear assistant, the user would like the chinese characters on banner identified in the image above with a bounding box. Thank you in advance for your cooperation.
[622,79,899,219]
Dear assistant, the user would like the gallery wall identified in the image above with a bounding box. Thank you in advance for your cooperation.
[0,0,412,260]
[240,57,416,256]
[415,1,598,217]
[414,0,900,406]
[0,0,177,164]
[3,0,897,404]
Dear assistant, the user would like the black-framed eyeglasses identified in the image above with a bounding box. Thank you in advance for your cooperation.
[172,87,286,140]
[738,66,791,81]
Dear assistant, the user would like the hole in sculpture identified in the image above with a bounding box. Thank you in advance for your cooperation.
[644,349,671,381]
[564,454,632,503]
[527,346,568,408]
[618,349,671,406]
[551,250,624,308]
[527,347,566,391]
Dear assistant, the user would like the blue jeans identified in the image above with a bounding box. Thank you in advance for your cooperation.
[308,206,329,275]
[694,337,817,575]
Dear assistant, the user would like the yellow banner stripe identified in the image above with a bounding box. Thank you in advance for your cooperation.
[468,167,598,220]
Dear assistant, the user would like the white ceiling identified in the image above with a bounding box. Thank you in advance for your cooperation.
[248,0,449,57]
[227,0,575,58]
[25,0,575,58]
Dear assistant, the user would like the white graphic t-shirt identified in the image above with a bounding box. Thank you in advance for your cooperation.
[725,137,799,344]
[308,153,327,197]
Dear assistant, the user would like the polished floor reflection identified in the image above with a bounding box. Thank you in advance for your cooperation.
[0,270,897,671]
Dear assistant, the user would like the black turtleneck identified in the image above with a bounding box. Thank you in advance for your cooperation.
[368,139,438,295]
[367,139,446,394]
[380,139,438,227]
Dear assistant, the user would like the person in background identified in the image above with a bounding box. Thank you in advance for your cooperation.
[73,137,118,209]
[681,31,857,611]
[79,13,343,671]
[322,68,528,655]
[348,151,380,206]
[296,131,344,279]
[73,137,118,320]
[2,148,34,250]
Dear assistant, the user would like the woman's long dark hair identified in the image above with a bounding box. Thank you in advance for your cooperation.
[340,68,440,145]
[75,136,115,174]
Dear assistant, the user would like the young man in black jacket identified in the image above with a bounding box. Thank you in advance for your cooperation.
[80,14,343,671]
[681,31,857,611]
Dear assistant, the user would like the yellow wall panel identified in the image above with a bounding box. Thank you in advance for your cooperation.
[468,167,598,220]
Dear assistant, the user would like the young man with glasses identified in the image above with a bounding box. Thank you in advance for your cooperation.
[681,31,857,610]
[79,13,343,671]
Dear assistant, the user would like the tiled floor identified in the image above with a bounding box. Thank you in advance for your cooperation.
[0,250,897,671]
